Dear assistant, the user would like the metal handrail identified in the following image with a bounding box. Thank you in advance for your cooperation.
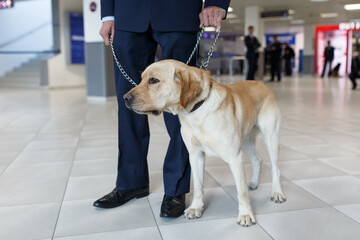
[0,50,60,54]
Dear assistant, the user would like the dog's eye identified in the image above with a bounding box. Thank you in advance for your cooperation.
[148,78,160,84]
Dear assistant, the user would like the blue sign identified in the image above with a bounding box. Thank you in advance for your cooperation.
[70,13,84,64]
[266,33,296,45]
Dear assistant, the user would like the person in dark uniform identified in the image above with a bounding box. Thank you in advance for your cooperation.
[321,40,335,78]
[245,26,260,80]
[284,43,295,76]
[94,0,231,218]
[349,52,360,90]
[269,35,282,82]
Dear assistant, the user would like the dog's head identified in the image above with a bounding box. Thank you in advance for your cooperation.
[123,60,212,116]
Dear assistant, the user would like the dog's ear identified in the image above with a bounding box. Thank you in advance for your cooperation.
[175,68,201,109]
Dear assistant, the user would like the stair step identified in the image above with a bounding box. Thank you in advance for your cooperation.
[0,76,41,88]
[6,71,40,78]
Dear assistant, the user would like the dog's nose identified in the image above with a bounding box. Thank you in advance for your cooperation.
[123,93,134,104]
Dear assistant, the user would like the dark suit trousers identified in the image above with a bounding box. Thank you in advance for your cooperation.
[271,59,281,81]
[112,28,197,197]
[246,54,257,80]
[321,60,332,77]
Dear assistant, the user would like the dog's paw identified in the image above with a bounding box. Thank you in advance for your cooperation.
[237,214,256,227]
[248,182,258,190]
[271,192,286,203]
[184,207,204,219]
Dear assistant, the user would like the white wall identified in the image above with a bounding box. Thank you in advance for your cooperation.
[83,0,103,43]
[47,0,86,88]
[0,0,53,76]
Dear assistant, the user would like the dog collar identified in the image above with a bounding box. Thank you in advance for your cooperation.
[190,82,213,113]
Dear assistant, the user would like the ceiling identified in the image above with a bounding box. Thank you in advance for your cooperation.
[223,0,360,30]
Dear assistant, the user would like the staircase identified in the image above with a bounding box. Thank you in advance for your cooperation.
[0,56,48,88]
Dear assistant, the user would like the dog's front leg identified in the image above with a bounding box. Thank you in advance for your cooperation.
[229,151,256,226]
[184,149,205,219]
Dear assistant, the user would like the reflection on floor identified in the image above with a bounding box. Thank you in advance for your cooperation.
[0,75,360,240]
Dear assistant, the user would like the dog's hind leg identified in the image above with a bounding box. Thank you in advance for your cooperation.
[243,129,262,190]
[228,151,256,226]
[257,105,286,203]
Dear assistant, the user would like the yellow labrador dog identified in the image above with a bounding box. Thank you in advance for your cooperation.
[123,60,286,226]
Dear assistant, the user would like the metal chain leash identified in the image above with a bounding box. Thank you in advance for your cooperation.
[109,26,220,87]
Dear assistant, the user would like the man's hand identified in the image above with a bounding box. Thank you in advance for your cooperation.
[99,20,115,46]
[199,6,226,32]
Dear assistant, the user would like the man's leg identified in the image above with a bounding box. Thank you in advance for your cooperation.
[277,59,282,81]
[246,56,254,80]
[328,61,333,77]
[151,30,196,217]
[321,60,328,77]
[153,31,197,197]
[94,29,157,208]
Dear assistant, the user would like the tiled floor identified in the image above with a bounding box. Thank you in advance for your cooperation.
[0,74,360,240]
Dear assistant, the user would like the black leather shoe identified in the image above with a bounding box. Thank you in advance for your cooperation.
[93,186,149,208]
[160,194,186,218]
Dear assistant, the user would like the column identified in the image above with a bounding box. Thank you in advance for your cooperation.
[83,0,116,99]
[244,6,265,80]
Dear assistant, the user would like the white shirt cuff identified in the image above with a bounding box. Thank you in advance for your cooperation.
[102,16,115,22]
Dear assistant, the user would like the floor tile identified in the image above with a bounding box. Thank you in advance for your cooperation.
[54,198,156,237]
[64,175,116,201]
[0,203,60,240]
[54,227,161,240]
[13,149,75,165]
[159,218,272,240]
[149,170,219,193]
[0,178,67,206]
[318,156,360,175]
[293,176,360,205]
[334,203,360,223]
[206,164,277,186]
[74,147,117,161]
[0,162,72,182]
[23,138,79,151]
[257,207,360,240]
[148,188,238,226]
[288,145,359,159]
[70,158,117,177]
[271,159,346,180]
[223,181,327,214]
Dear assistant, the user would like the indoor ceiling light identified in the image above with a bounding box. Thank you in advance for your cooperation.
[227,13,238,19]
[228,7,233,12]
[228,19,242,24]
[344,4,360,11]
[310,0,330,2]
[320,12,339,18]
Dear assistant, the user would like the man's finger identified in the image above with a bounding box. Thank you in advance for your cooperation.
[199,12,204,28]
[216,12,222,31]
[111,27,115,42]
[203,13,210,27]
[104,33,110,46]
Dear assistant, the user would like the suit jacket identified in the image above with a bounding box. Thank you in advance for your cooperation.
[101,0,231,32]
[324,46,335,61]
[270,41,282,61]
[245,35,260,59]
[284,46,295,60]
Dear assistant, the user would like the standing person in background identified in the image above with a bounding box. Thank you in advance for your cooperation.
[284,43,295,76]
[269,35,282,82]
[349,51,360,90]
[321,40,335,78]
[245,26,261,80]
[94,0,231,218]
